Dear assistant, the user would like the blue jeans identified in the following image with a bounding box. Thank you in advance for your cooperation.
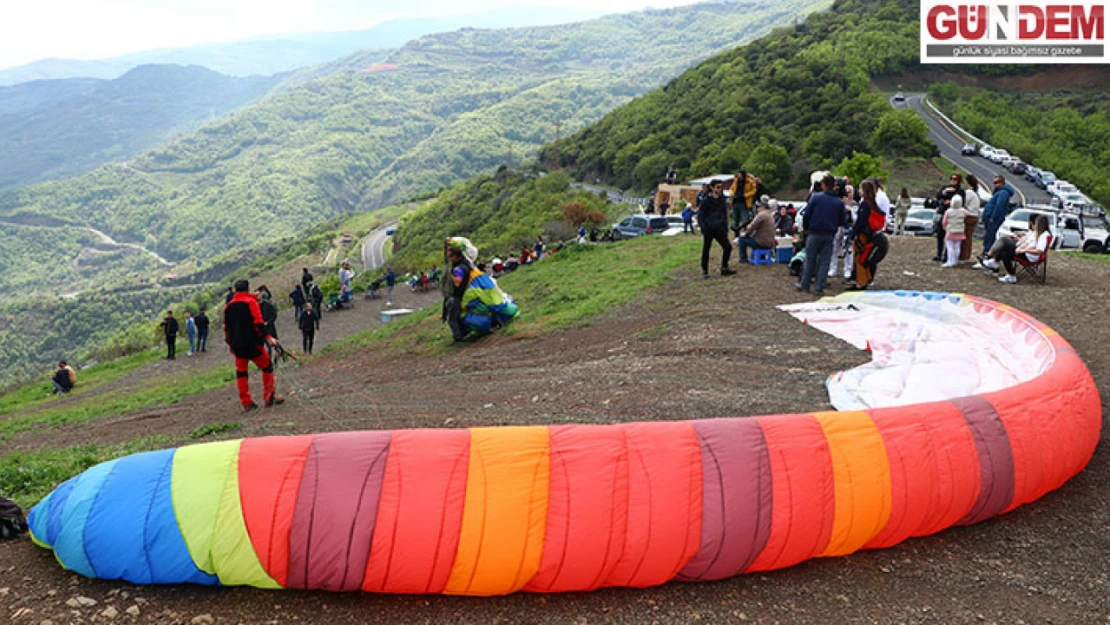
[736,236,770,262]
[197,328,208,352]
[800,232,835,292]
[187,332,196,354]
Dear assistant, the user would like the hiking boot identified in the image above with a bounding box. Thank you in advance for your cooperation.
[702,272,709,279]
[720,268,736,276]
[243,402,260,412]
[265,396,285,407]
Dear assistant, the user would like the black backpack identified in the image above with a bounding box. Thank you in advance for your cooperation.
[0,495,27,539]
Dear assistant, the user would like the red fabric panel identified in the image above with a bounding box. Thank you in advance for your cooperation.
[600,421,702,589]
[524,424,629,592]
[745,414,834,572]
[238,435,313,587]
[287,431,391,591]
[987,348,1102,512]
[361,429,470,594]
[864,401,980,549]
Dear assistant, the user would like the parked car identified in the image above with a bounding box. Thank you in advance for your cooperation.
[1037,171,1057,190]
[893,92,905,102]
[1080,213,1110,254]
[960,143,979,156]
[1047,180,1077,196]
[998,208,1067,249]
[989,149,1010,163]
[999,155,1019,170]
[660,214,693,236]
[612,215,670,239]
[1025,166,1043,183]
[1053,191,1092,212]
[902,207,936,236]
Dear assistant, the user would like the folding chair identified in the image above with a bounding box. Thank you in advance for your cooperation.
[1016,234,1051,284]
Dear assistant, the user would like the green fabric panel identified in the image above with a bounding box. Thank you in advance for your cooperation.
[212,449,281,588]
[173,440,238,574]
[172,439,278,587]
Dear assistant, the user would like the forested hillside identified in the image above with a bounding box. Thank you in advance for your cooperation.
[0,0,827,296]
[391,169,613,269]
[929,83,1110,208]
[547,0,921,191]
[0,65,283,189]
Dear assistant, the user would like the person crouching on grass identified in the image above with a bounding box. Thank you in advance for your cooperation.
[223,279,283,411]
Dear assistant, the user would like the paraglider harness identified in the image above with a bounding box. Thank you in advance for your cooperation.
[0,495,27,539]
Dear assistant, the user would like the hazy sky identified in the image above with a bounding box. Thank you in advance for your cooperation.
[0,0,699,69]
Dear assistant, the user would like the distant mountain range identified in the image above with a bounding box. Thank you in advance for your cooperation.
[0,65,285,189]
[0,6,605,86]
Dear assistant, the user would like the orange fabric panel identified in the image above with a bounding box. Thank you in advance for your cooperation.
[361,429,470,594]
[444,426,550,596]
[814,411,892,557]
[237,435,313,587]
[865,401,980,548]
[746,414,834,572]
[601,421,702,589]
[524,424,629,593]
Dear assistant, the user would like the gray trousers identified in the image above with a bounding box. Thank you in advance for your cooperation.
[800,231,835,293]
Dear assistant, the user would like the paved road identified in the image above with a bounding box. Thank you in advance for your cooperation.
[361,221,396,271]
[895,93,1055,207]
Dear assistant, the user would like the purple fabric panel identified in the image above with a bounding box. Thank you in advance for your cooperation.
[678,418,773,581]
[951,396,1015,526]
[287,431,392,591]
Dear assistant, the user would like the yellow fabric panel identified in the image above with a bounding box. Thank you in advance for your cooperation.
[444,426,550,596]
[172,440,278,588]
[213,449,280,588]
[814,411,893,557]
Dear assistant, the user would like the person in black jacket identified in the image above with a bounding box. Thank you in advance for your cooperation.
[224,279,282,410]
[159,310,179,360]
[257,286,279,366]
[299,302,318,355]
[698,179,735,278]
[442,243,474,343]
[933,173,964,262]
[309,283,323,329]
[289,284,306,322]
[301,267,314,291]
[194,307,210,352]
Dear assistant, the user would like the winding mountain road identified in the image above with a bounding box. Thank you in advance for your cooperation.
[894,92,1054,206]
[361,221,396,271]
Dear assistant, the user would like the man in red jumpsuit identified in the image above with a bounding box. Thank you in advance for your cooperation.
[223,279,283,410]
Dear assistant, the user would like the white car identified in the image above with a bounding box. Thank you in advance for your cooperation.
[980,145,996,159]
[660,214,693,236]
[902,207,936,236]
[998,208,1077,249]
[1048,181,1078,196]
[999,155,1019,169]
[989,149,1010,163]
[1053,192,1091,211]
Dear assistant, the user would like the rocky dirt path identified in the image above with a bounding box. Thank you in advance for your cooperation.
[2,237,1108,624]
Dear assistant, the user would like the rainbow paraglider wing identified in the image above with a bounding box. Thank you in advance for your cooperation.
[27,292,1102,595]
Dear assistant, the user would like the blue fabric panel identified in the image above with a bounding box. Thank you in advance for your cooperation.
[147,450,219,585]
[83,449,217,585]
[469,273,496,289]
[465,312,493,334]
[45,477,78,545]
[53,459,120,577]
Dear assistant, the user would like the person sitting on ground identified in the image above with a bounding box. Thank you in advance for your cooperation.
[51,361,76,394]
[491,256,504,275]
[736,199,777,263]
[994,214,1050,284]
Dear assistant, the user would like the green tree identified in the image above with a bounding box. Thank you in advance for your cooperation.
[746,144,791,191]
[835,151,889,183]
[870,109,933,157]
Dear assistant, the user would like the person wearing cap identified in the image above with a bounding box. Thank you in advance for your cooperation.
[735,199,777,263]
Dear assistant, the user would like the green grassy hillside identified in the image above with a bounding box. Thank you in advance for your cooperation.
[0,0,828,296]
[546,0,921,191]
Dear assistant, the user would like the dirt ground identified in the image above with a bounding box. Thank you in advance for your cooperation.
[2,236,1107,625]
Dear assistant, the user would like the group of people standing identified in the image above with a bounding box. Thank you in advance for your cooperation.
[158,308,210,360]
[797,174,890,294]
